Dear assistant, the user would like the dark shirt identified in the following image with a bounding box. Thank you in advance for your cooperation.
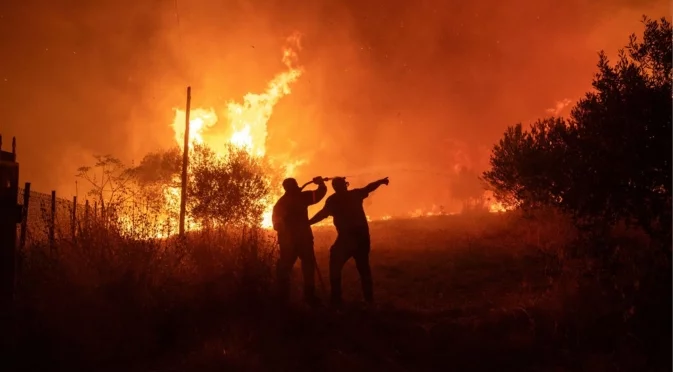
[321,188,371,235]
[272,185,327,240]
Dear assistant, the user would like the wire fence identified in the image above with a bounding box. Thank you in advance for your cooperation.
[17,184,97,248]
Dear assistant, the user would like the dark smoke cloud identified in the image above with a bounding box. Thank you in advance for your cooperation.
[0,0,668,217]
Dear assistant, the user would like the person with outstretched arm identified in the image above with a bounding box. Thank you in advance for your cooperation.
[272,177,327,306]
[308,176,389,307]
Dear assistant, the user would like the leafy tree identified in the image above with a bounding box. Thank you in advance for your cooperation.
[567,16,671,239]
[131,147,183,215]
[131,144,275,228]
[131,146,182,186]
[483,16,672,245]
[188,144,271,227]
[482,117,571,210]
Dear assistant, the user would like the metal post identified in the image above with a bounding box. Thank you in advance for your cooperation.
[179,86,191,236]
[19,182,30,250]
[0,135,20,318]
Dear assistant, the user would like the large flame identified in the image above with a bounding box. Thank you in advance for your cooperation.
[171,108,218,148]
[151,32,512,235]
[168,33,304,230]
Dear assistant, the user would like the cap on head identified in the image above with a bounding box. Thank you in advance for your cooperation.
[331,177,348,191]
[282,178,300,192]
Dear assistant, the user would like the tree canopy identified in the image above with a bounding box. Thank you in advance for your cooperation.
[131,144,275,228]
[483,16,671,244]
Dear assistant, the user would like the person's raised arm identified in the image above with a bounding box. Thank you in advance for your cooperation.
[360,177,389,196]
[302,176,328,206]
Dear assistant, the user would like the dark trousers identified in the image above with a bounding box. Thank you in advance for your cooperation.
[329,230,373,304]
[276,235,316,302]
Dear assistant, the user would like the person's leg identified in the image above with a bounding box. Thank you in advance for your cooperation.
[276,244,298,303]
[353,232,373,303]
[329,235,351,307]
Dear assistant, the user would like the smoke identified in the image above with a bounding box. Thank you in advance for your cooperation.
[0,0,668,217]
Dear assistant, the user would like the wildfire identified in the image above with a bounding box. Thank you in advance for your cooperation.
[483,190,511,213]
[142,32,514,235]
[167,33,304,231]
[487,201,508,213]
[171,108,219,147]
[401,192,512,219]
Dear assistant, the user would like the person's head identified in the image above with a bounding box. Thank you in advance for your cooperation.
[331,177,349,193]
[282,178,300,194]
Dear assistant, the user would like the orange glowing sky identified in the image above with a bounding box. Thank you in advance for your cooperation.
[0,0,669,218]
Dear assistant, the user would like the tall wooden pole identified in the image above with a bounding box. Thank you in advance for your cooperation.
[179,86,191,236]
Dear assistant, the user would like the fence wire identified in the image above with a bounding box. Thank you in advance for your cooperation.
[17,187,91,246]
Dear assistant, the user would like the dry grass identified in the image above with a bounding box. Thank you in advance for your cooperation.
[6,210,671,372]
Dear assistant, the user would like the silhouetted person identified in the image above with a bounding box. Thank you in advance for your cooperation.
[308,176,389,307]
[272,177,327,305]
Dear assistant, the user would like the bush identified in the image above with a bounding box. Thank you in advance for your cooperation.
[188,144,271,228]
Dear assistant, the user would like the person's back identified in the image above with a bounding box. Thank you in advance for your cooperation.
[273,178,326,241]
[324,188,370,235]
[272,177,327,305]
[308,177,389,306]
[274,192,313,241]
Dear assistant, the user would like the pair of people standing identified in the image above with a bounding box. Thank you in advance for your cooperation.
[271,176,389,307]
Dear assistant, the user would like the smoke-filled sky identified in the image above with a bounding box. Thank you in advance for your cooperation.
[0,0,669,217]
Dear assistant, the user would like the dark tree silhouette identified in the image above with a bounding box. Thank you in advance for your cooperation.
[481,117,570,210]
[483,17,672,246]
[131,147,182,186]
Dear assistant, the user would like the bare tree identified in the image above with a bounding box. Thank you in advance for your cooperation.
[77,155,135,221]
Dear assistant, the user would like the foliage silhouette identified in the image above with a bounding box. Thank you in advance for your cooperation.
[131,144,275,228]
[483,17,672,248]
[188,144,271,227]
[76,154,135,220]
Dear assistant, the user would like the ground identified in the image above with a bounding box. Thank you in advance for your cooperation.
[8,212,671,372]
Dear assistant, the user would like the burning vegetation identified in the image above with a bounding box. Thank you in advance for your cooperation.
[73,34,308,238]
[73,32,511,239]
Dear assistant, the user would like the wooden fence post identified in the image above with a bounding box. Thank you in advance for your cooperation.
[49,190,55,252]
[19,182,30,250]
[71,196,77,241]
[84,199,89,230]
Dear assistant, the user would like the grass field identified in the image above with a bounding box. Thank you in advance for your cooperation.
[7,210,671,372]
